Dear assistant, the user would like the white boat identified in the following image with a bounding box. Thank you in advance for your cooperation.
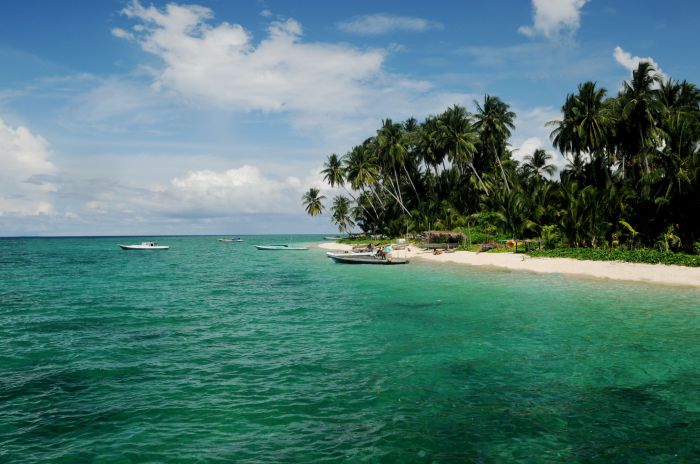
[328,254,409,265]
[324,236,343,240]
[255,244,309,251]
[325,250,375,258]
[219,237,244,242]
[119,241,169,250]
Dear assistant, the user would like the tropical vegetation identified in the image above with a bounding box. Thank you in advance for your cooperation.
[303,63,700,256]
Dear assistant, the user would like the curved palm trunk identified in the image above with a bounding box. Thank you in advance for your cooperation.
[468,162,489,195]
[493,143,511,193]
[402,163,421,204]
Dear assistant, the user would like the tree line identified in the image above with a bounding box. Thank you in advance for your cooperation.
[303,63,700,253]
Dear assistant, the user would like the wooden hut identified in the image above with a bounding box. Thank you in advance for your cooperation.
[421,230,466,248]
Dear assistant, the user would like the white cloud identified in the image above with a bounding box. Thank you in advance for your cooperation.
[111,27,134,40]
[260,9,272,18]
[613,46,668,82]
[511,106,567,174]
[519,0,588,39]
[336,14,442,35]
[0,118,57,216]
[117,1,385,114]
[113,1,473,149]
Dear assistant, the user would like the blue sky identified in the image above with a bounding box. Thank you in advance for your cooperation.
[1,0,698,235]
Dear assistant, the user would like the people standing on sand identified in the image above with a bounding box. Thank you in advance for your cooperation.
[383,244,393,261]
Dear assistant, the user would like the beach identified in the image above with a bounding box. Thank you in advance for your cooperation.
[319,242,700,288]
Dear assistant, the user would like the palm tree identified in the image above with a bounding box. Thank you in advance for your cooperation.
[302,187,325,216]
[618,62,665,176]
[473,95,516,191]
[321,154,345,188]
[434,105,486,192]
[376,119,413,215]
[331,196,355,233]
[522,149,556,180]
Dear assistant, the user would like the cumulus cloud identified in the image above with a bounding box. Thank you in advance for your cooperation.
[336,14,442,35]
[116,1,385,114]
[110,1,473,148]
[613,46,668,82]
[510,107,567,175]
[0,118,57,216]
[519,0,588,39]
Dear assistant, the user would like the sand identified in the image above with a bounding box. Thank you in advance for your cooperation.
[317,242,700,288]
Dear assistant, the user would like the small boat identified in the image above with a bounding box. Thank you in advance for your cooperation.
[119,241,169,250]
[219,237,244,242]
[328,255,408,265]
[326,250,375,258]
[255,244,309,251]
[324,236,343,240]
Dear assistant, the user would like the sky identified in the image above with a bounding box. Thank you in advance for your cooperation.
[1,0,698,236]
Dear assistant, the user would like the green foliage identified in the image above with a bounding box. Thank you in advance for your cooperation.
[529,248,700,267]
[304,62,700,254]
[540,225,559,249]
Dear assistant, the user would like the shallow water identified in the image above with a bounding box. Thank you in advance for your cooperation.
[1,236,699,462]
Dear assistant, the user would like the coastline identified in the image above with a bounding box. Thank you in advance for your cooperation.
[318,242,700,288]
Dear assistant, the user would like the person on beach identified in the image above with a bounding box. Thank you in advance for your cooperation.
[383,244,393,261]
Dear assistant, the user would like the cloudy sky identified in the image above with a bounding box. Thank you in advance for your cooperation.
[1,0,698,235]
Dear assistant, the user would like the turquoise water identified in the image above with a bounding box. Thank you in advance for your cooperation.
[1,236,699,462]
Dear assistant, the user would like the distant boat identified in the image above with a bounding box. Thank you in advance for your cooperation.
[119,241,169,250]
[219,237,244,242]
[255,244,309,251]
[328,255,408,265]
[324,236,343,240]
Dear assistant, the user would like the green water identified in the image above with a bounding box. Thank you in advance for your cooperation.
[1,236,699,462]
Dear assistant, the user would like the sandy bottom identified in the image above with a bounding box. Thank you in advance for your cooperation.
[318,242,700,288]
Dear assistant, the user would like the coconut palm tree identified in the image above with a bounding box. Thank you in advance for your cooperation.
[302,187,325,216]
[331,195,355,233]
[522,149,556,180]
[618,61,665,177]
[434,105,486,192]
[473,95,516,191]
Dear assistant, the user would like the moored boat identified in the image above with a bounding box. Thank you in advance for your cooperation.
[219,237,244,242]
[119,241,169,250]
[328,254,408,265]
[325,250,375,258]
[324,236,343,240]
[255,244,309,251]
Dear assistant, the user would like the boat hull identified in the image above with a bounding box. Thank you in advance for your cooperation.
[254,245,309,251]
[326,251,375,258]
[119,245,169,250]
[329,255,408,265]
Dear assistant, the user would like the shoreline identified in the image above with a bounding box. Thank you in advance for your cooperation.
[318,242,700,288]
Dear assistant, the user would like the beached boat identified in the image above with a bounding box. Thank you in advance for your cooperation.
[254,245,309,251]
[325,250,375,258]
[219,237,244,242]
[119,242,169,250]
[328,254,408,265]
[324,236,343,240]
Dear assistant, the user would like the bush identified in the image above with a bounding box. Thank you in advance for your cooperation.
[528,248,700,267]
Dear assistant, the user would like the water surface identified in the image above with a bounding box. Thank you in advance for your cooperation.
[1,236,699,462]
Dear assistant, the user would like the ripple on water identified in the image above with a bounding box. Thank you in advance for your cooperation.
[1,236,699,462]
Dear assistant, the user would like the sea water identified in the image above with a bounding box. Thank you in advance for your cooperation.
[1,236,699,462]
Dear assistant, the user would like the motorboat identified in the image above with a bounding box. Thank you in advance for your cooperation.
[254,244,309,251]
[325,250,375,258]
[219,237,244,242]
[324,236,343,240]
[328,254,408,265]
[119,241,169,250]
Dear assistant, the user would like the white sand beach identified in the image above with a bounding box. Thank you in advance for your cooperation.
[318,242,700,288]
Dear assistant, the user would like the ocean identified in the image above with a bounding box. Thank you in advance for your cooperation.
[1,235,699,462]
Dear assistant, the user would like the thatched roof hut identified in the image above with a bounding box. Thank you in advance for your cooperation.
[422,230,466,244]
